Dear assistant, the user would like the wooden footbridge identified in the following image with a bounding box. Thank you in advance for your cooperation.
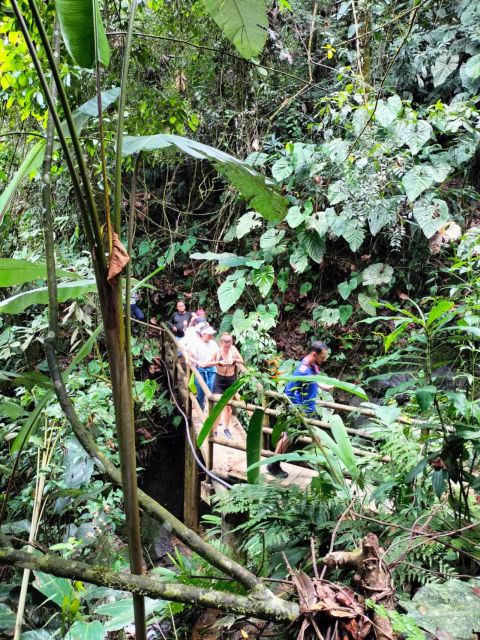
[139,322,395,530]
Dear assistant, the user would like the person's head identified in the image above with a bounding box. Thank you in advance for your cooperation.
[196,309,206,318]
[220,332,234,348]
[200,325,216,341]
[176,300,186,313]
[308,340,329,364]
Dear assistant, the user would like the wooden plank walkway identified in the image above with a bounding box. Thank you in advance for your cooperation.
[191,410,317,490]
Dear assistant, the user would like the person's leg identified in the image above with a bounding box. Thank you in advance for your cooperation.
[197,367,206,410]
[222,404,233,439]
[131,304,144,321]
[267,432,290,479]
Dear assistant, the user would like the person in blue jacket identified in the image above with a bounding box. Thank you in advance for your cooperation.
[267,340,330,479]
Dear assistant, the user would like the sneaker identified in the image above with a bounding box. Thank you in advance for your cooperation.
[267,463,288,479]
[223,428,232,439]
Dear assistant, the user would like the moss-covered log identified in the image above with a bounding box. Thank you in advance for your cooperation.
[0,546,299,623]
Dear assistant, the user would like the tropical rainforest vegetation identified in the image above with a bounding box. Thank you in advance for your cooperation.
[0,0,480,638]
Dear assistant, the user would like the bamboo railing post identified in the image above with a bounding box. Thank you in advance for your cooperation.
[207,396,215,474]
[183,366,199,531]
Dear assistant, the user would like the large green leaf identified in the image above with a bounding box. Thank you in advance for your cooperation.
[432,53,459,87]
[122,134,288,222]
[0,604,15,633]
[0,89,120,225]
[279,374,368,400]
[252,265,274,297]
[0,142,44,225]
[203,0,268,59]
[65,621,105,640]
[374,94,402,128]
[218,275,246,312]
[55,0,110,68]
[0,279,97,315]
[197,377,247,446]
[413,195,450,238]
[402,166,435,202]
[0,259,79,287]
[33,572,74,608]
[246,408,264,483]
[94,597,168,632]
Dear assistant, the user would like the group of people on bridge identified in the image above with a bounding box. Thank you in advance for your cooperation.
[167,300,244,441]
[134,297,331,480]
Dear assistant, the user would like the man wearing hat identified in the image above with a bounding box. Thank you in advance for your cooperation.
[187,325,220,410]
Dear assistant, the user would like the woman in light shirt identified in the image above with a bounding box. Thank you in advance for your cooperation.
[212,333,243,439]
[187,325,219,410]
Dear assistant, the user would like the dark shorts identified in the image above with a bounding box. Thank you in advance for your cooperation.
[213,373,236,395]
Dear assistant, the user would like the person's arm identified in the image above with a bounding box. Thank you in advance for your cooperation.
[205,345,220,367]
[233,347,244,365]
[167,312,177,332]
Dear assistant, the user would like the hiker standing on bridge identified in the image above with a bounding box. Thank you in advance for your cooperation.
[267,340,331,480]
[168,300,191,339]
[212,333,244,439]
[188,325,220,410]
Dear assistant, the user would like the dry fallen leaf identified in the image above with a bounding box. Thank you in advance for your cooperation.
[107,232,130,282]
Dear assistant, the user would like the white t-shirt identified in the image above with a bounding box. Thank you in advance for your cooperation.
[181,326,200,353]
[190,339,220,367]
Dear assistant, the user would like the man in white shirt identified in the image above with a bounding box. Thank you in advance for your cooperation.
[188,325,219,410]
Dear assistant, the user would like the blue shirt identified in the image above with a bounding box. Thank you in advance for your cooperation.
[285,358,320,414]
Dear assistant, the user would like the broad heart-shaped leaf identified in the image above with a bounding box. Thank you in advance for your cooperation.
[0,279,97,314]
[259,228,285,249]
[271,157,293,182]
[432,53,459,87]
[402,165,435,202]
[338,304,353,325]
[286,205,306,228]
[252,265,274,297]
[396,119,432,155]
[218,276,246,311]
[197,377,248,446]
[362,263,394,286]
[463,53,480,80]
[235,211,261,238]
[402,579,480,640]
[55,0,110,68]
[358,292,377,316]
[203,0,268,59]
[246,408,264,483]
[65,621,105,640]
[122,134,287,222]
[0,89,120,225]
[375,94,402,128]
[33,572,74,608]
[413,195,450,238]
[0,259,79,287]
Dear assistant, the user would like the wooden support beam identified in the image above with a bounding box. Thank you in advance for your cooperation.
[183,368,200,531]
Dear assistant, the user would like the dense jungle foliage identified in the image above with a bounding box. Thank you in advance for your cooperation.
[0,0,480,638]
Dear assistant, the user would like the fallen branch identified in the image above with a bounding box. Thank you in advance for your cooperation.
[323,534,396,640]
[0,545,299,623]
